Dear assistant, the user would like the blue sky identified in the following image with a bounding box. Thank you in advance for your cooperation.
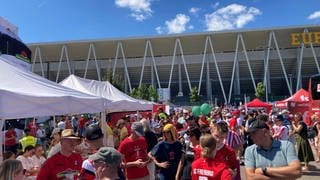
[1,0,320,43]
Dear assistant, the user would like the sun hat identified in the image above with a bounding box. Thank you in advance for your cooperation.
[89,147,122,167]
[61,129,80,140]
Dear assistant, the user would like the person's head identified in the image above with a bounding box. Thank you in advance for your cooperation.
[89,147,122,178]
[210,121,228,147]
[131,122,145,137]
[84,124,104,150]
[275,115,284,126]
[294,113,303,122]
[256,114,269,122]
[163,123,177,141]
[3,151,15,160]
[23,145,34,157]
[186,127,201,143]
[24,128,31,136]
[200,134,217,159]
[247,120,270,146]
[140,118,152,132]
[51,128,62,140]
[38,123,44,129]
[0,159,24,180]
[60,129,81,155]
[116,119,126,129]
[34,145,44,157]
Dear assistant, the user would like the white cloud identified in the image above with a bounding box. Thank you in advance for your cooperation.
[189,7,201,15]
[205,3,261,31]
[155,26,163,34]
[308,11,320,20]
[165,14,191,34]
[156,14,191,34]
[115,0,152,21]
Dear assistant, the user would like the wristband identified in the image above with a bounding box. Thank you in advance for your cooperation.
[262,167,267,176]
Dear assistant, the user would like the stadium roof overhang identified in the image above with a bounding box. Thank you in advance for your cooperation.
[27,25,320,63]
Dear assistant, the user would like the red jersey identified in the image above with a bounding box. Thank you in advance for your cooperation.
[118,136,149,179]
[193,145,201,160]
[214,144,237,170]
[36,152,82,180]
[191,157,232,180]
[229,117,237,131]
[79,118,85,128]
[5,130,16,146]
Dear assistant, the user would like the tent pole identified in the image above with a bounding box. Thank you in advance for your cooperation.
[0,119,5,163]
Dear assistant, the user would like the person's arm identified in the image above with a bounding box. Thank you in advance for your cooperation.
[175,153,185,180]
[254,161,301,179]
[148,151,169,168]
[245,168,270,180]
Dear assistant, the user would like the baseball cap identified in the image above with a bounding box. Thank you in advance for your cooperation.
[131,122,144,136]
[61,129,80,140]
[247,120,269,133]
[84,124,104,140]
[89,147,122,167]
[275,115,284,121]
[50,128,61,138]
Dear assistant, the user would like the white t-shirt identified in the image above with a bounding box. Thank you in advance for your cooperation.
[57,121,66,130]
[16,155,34,170]
[31,155,46,168]
[36,129,46,138]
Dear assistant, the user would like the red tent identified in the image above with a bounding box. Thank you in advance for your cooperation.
[275,89,310,115]
[244,98,272,113]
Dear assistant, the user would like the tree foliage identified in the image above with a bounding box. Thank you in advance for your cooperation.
[102,68,124,91]
[255,82,266,99]
[189,86,200,103]
[129,84,159,102]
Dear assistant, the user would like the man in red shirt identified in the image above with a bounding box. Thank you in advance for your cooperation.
[118,122,149,180]
[37,129,82,180]
[78,115,86,137]
[5,125,17,154]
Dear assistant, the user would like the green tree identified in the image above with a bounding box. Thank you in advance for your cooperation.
[255,82,266,99]
[189,86,200,103]
[102,68,124,91]
[148,86,158,102]
[129,84,159,102]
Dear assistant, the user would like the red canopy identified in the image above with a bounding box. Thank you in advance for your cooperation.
[244,98,272,113]
[275,89,310,121]
[275,89,310,109]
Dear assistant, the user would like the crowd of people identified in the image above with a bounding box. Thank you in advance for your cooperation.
[1,105,320,180]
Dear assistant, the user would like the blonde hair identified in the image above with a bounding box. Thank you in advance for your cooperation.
[200,134,217,158]
[0,160,23,180]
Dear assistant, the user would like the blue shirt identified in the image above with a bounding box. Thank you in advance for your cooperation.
[244,140,298,168]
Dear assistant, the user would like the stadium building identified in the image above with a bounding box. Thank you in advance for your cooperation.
[28,25,320,105]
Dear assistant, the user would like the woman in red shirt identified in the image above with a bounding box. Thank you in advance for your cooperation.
[191,134,232,180]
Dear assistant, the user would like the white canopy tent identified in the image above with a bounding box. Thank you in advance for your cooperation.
[0,57,106,119]
[0,56,107,161]
[60,74,154,113]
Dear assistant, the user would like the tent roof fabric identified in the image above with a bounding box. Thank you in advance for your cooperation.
[60,75,154,113]
[281,88,310,102]
[245,98,272,108]
[0,56,105,119]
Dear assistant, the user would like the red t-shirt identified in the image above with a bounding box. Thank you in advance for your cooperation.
[36,152,82,180]
[193,145,201,160]
[79,118,85,128]
[5,130,16,146]
[118,136,149,179]
[191,157,232,180]
[229,117,237,131]
[214,144,237,170]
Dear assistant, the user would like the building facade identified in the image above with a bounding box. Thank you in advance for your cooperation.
[28,25,320,105]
